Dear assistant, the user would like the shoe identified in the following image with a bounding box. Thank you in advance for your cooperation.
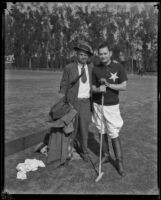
[116,159,126,177]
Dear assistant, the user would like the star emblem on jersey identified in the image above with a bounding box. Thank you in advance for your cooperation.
[109,72,119,82]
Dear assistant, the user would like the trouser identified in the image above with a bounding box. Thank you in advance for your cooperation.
[92,103,123,138]
[73,98,91,155]
[92,102,125,175]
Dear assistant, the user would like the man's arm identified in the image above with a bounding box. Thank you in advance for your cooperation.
[92,85,106,93]
[92,67,106,93]
[59,66,69,96]
[105,81,127,91]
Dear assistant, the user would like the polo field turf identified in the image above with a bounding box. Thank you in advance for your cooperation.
[4,70,158,194]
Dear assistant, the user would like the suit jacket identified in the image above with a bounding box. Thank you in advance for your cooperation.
[47,108,78,165]
[59,62,93,106]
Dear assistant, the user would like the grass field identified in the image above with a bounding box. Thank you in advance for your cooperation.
[5,70,62,142]
[4,70,158,194]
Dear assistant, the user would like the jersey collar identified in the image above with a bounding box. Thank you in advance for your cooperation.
[100,60,112,68]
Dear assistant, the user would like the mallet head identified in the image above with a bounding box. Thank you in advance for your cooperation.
[95,172,104,183]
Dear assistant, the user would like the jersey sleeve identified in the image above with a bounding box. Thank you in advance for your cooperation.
[118,64,128,83]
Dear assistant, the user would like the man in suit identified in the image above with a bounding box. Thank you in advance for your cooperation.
[59,40,93,162]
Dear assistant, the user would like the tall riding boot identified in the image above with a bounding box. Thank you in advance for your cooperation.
[111,137,125,177]
[101,134,111,164]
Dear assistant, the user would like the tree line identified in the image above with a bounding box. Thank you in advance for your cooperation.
[5,2,158,72]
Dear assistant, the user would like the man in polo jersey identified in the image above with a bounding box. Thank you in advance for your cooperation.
[92,43,128,176]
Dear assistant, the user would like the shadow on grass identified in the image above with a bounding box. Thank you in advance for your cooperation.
[36,125,118,174]
[88,131,100,156]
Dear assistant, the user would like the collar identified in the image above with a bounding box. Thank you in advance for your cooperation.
[99,61,112,68]
[104,60,111,67]
[77,62,87,68]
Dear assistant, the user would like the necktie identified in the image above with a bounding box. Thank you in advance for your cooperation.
[81,65,87,83]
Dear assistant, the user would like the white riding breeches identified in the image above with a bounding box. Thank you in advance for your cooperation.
[92,103,124,139]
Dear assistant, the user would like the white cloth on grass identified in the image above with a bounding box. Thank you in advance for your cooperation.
[16,158,45,180]
[16,171,27,180]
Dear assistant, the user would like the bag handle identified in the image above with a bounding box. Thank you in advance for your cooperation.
[69,72,83,87]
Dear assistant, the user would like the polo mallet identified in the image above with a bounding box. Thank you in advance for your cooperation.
[95,80,106,182]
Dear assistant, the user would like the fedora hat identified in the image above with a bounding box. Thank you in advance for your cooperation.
[74,40,93,56]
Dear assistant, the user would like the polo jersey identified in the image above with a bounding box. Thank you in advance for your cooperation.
[92,61,128,106]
